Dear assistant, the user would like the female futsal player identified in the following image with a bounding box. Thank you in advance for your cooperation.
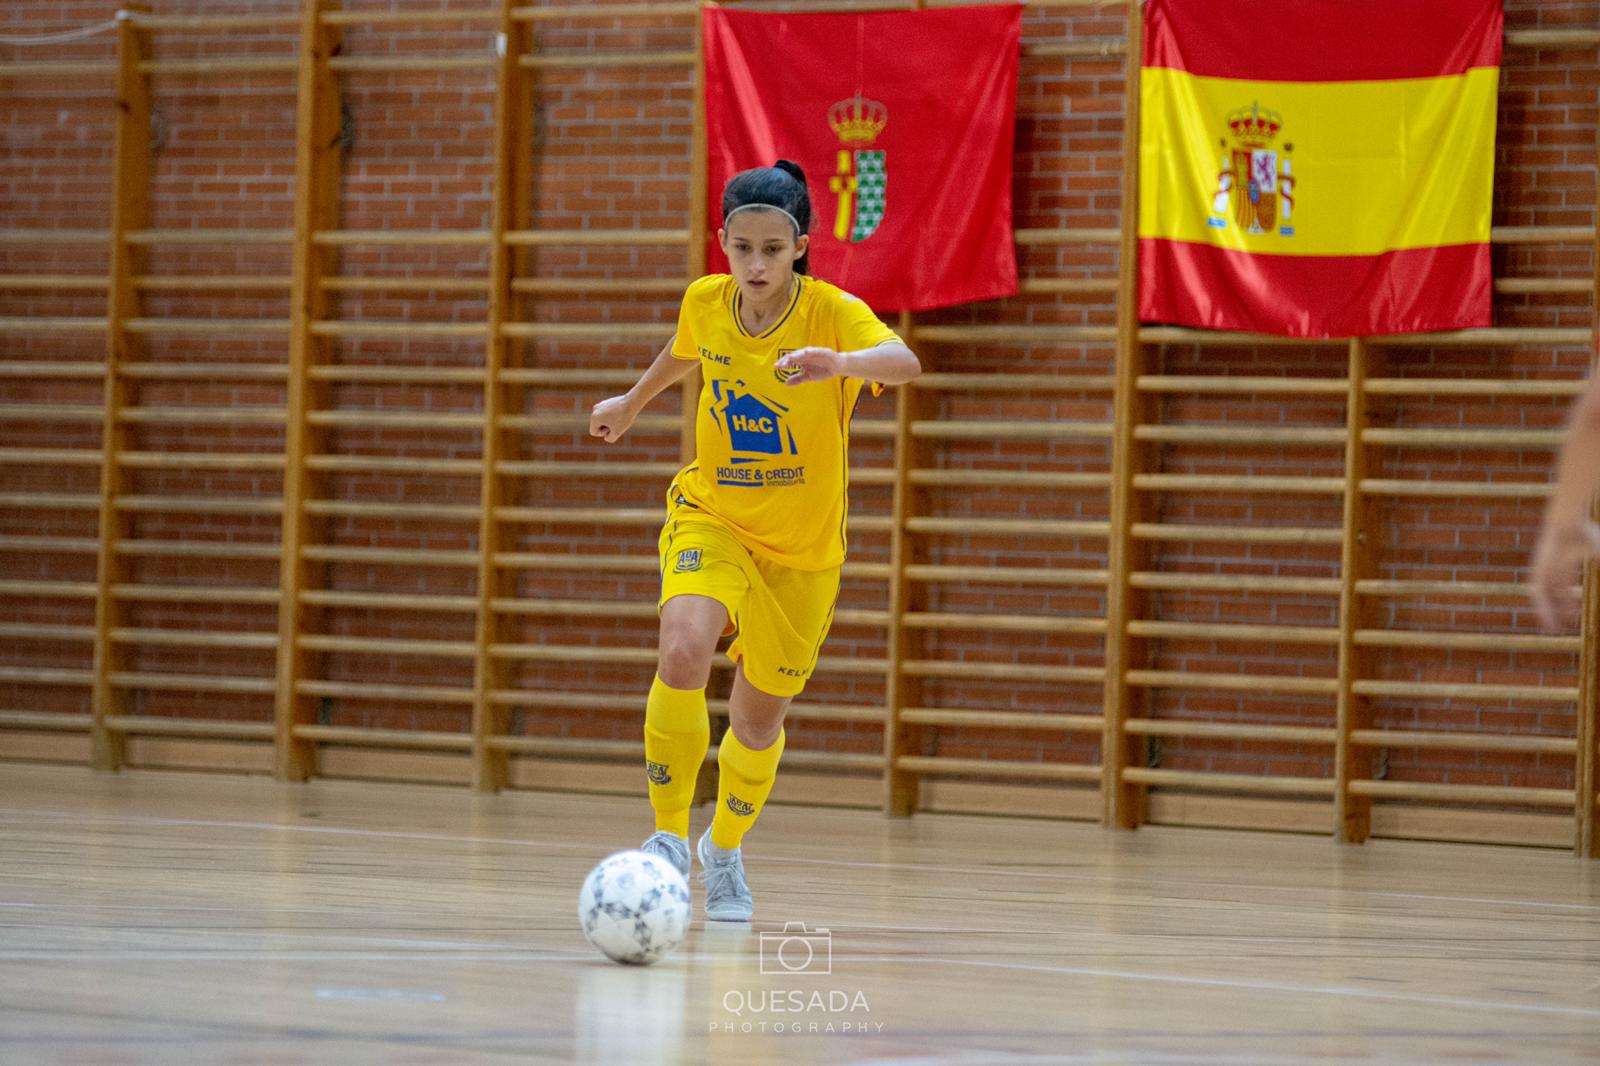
[589,161,919,920]
[1530,372,1600,630]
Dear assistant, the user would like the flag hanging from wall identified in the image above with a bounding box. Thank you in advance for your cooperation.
[703,5,1021,312]
[1138,0,1502,338]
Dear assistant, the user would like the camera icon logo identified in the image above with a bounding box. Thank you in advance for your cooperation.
[758,922,832,975]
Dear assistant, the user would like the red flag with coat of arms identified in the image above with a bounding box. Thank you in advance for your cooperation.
[703,5,1021,312]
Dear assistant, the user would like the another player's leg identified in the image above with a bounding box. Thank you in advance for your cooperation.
[698,666,790,921]
[640,594,727,878]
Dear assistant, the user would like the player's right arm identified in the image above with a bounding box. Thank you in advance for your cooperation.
[1530,371,1600,629]
[589,337,698,443]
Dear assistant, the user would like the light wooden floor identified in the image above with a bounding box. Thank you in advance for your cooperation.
[1,764,1598,1065]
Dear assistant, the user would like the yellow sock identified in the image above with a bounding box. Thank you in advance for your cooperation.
[643,675,709,839]
[710,727,785,850]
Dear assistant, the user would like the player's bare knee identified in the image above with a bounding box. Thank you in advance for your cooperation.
[729,716,783,751]
[656,636,714,690]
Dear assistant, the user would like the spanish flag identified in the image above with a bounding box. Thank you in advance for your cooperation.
[1139,0,1501,338]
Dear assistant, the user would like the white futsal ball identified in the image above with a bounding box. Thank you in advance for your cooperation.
[578,850,691,965]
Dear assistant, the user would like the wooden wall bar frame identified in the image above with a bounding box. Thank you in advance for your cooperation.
[1334,338,1379,842]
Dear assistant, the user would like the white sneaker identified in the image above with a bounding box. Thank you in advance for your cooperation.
[696,829,753,922]
[639,830,690,879]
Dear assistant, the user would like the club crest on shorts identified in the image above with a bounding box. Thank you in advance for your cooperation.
[646,760,671,785]
[674,549,703,573]
[725,794,756,817]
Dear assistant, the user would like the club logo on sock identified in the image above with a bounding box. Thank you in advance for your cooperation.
[646,760,671,785]
[674,549,703,573]
[726,794,755,817]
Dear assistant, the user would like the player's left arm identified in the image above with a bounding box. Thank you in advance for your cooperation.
[775,342,920,387]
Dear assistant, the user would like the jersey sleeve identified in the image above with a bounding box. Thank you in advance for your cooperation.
[832,290,902,397]
[671,276,719,361]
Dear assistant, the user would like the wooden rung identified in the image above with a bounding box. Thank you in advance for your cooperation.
[107,671,275,695]
[302,590,477,612]
[512,2,698,22]
[1356,579,1528,598]
[137,275,292,292]
[1490,224,1593,243]
[0,623,93,642]
[1139,327,1344,347]
[749,702,884,724]
[906,517,1110,538]
[490,598,657,619]
[1126,670,1339,695]
[296,680,475,704]
[119,451,284,470]
[291,725,473,750]
[1359,478,1550,498]
[139,59,299,75]
[498,322,672,339]
[323,7,501,24]
[898,708,1103,732]
[116,496,282,515]
[1121,767,1336,796]
[125,229,293,245]
[0,448,102,466]
[0,274,106,290]
[0,316,107,333]
[895,755,1100,782]
[850,516,894,534]
[1346,779,1574,808]
[310,321,488,338]
[1131,522,1343,545]
[112,584,279,605]
[1133,474,1346,495]
[132,11,300,29]
[1134,425,1347,445]
[900,660,1105,684]
[1122,719,1337,744]
[0,536,98,555]
[121,362,287,381]
[302,501,479,521]
[1348,729,1576,755]
[488,690,645,711]
[1136,375,1349,395]
[495,507,663,525]
[0,361,103,379]
[1023,38,1127,58]
[119,406,285,425]
[1016,278,1120,295]
[1493,278,1591,294]
[0,403,102,422]
[124,317,289,335]
[910,469,1112,489]
[0,229,107,244]
[305,410,482,430]
[301,546,478,567]
[497,369,641,387]
[1373,327,1590,347]
[852,469,896,486]
[115,540,281,560]
[912,372,1114,392]
[489,645,660,665]
[0,666,92,686]
[520,50,696,69]
[298,635,475,658]
[499,413,680,433]
[103,715,275,740]
[0,711,91,732]
[1363,377,1582,397]
[312,229,490,247]
[905,564,1109,587]
[851,421,895,439]
[502,229,689,247]
[0,61,116,76]
[0,492,99,510]
[1014,227,1122,244]
[911,325,1117,344]
[324,277,487,294]
[0,580,96,599]
[306,455,480,475]
[111,628,277,650]
[1352,629,1579,653]
[510,278,685,295]
[1126,620,1340,645]
[1130,572,1342,595]
[486,735,640,758]
[1361,428,1561,449]
[1506,27,1600,46]
[901,611,1108,634]
[1351,680,1577,703]
[307,366,485,384]
[327,56,496,72]
[494,552,655,573]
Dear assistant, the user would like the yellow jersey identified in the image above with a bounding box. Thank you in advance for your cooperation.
[668,273,902,569]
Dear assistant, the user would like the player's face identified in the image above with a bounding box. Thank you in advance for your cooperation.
[719,209,808,303]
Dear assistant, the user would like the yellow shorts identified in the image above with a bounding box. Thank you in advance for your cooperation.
[657,505,840,699]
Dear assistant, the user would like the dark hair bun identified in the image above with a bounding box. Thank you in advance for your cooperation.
[773,159,807,187]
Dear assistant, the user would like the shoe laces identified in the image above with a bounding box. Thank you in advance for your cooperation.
[701,850,751,904]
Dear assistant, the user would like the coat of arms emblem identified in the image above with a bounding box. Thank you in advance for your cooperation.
[827,93,888,243]
[1210,101,1296,237]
